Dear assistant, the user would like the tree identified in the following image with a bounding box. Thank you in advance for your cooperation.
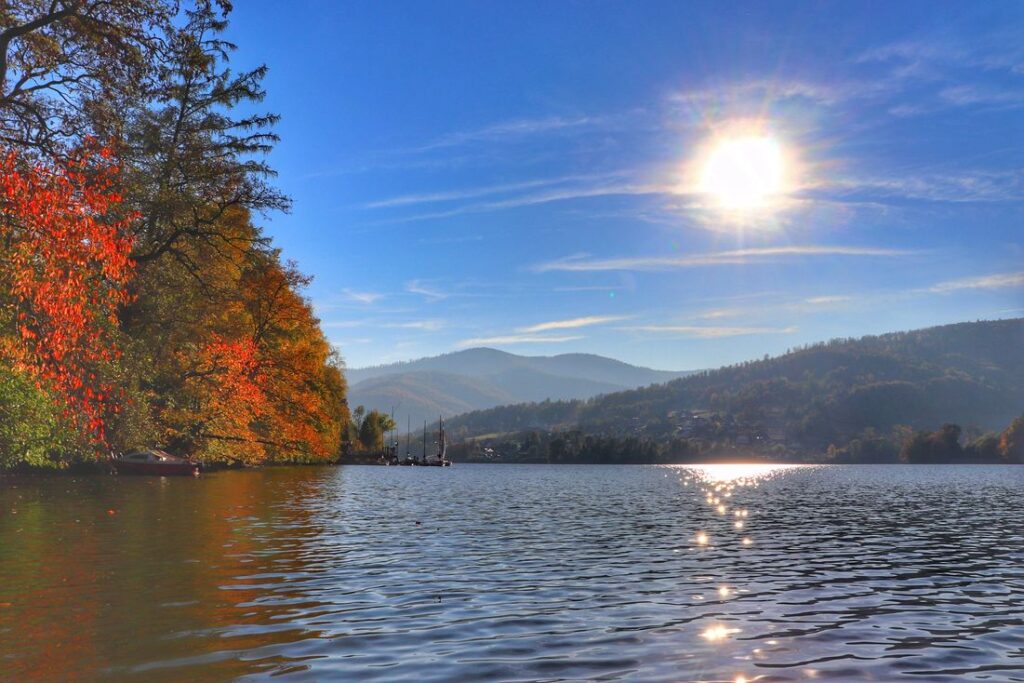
[965,433,1001,463]
[0,3,352,468]
[900,423,963,463]
[122,2,288,276]
[358,410,384,452]
[0,143,135,445]
[354,410,395,452]
[999,415,1024,463]
[0,0,172,151]
[0,365,69,467]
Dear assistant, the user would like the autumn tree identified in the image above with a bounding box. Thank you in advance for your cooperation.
[999,415,1024,463]
[0,2,351,467]
[0,0,172,151]
[240,254,348,460]
[0,143,135,447]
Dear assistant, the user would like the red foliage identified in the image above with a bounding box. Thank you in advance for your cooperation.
[0,143,136,444]
[196,335,268,416]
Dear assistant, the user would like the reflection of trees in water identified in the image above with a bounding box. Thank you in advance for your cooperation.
[0,470,335,680]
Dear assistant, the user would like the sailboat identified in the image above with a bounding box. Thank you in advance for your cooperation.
[396,417,451,467]
[423,417,451,467]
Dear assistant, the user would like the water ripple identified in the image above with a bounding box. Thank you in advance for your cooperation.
[1,464,1023,681]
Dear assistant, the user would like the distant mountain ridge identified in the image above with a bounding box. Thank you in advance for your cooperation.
[442,319,1024,447]
[346,348,694,427]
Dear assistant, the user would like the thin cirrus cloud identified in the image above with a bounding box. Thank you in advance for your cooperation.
[383,319,447,331]
[853,33,1024,113]
[689,295,855,322]
[805,295,853,305]
[404,115,604,154]
[518,315,631,333]
[534,246,912,273]
[341,288,385,304]
[669,78,844,110]
[405,279,449,301]
[455,334,583,348]
[621,325,798,338]
[928,271,1024,293]
[819,170,1024,203]
[362,171,631,210]
[379,179,671,225]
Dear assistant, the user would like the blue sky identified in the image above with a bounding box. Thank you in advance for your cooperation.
[227,1,1023,370]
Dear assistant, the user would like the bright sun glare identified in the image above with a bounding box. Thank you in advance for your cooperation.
[700,136,786,211]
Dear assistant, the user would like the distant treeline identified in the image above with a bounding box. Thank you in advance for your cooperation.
[1,2,348,469]
[452,415,1024,465]
[444,320,1024,457]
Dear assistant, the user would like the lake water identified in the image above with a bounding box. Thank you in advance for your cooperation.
[1,464,1023,682]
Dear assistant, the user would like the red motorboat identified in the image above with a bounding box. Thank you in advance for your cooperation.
[112,450,201,476]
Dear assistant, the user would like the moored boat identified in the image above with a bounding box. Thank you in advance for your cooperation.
[112,450,201,477]
[394,417,452,466]
[424,417,451,466]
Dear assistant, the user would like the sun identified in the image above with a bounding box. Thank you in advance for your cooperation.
[699,135,786,211]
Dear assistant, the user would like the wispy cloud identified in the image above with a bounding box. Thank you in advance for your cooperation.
[938,85,1024,109]
[341,288,385,304]
[518,315,631,333]
[534,246,911,273]
[670,78,844,110]
[820,170,1024,203]
[455,334,583,348]
[384,319,446,331]
[405,279,449,301]
[855,32,1024,114]
[929,271,1024,293]
[364,178,567,210]
[686,294,855,322]
[694,308,745,320]
[621,325,798,338]
[805,295,853,305]
[856,38,963,70]
[381,178,670,224]
[553,285,621,292]
[406,115,604,153]
[362,171,632,210]
[858,34,1024,77]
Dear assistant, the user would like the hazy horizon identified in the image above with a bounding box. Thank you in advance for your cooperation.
[346,314,1023,373]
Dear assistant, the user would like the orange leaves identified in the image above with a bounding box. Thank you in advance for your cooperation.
[195,335,269,415]
[178,334,270,463]
[0,142,135,446]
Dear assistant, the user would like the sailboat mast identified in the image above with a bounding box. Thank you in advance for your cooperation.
[422,421,427,460]
[439,415,446,461]
[406,416,410,457]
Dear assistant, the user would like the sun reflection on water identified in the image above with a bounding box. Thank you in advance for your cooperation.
[688,463,804,484]
[701,624,741,642]
[667,463,811,666]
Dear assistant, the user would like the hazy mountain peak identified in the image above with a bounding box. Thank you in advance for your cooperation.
[346,347,696,428]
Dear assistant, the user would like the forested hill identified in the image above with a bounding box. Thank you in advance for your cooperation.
[444,319,1024,449]
[347,348,694,427]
